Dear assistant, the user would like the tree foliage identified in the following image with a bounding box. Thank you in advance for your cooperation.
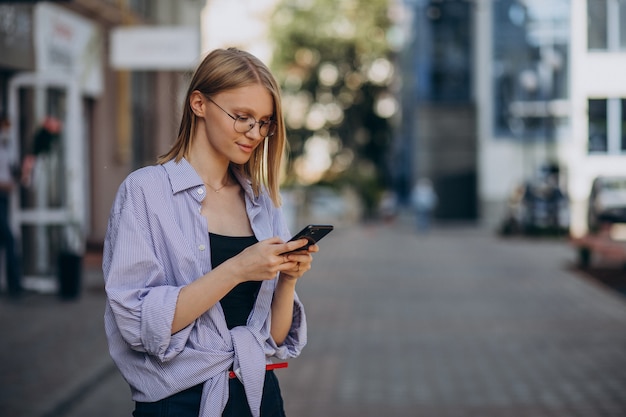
[269,0,395,215]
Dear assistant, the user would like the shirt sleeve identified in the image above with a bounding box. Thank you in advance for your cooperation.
[103,179,192,362]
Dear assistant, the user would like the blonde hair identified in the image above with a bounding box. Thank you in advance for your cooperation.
[158,48,286,207]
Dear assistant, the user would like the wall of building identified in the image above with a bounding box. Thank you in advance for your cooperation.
[1,1,206,251]
[84,0,204,246]
[402,0,477,221]
[568,0,626,237]
[474,0,615,235]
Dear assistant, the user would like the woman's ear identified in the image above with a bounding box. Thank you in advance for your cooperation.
[189,91,206,117]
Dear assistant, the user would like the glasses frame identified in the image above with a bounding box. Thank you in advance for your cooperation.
[206,96,277,138]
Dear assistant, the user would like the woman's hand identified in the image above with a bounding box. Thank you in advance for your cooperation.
[172,237,315,334]
[279,243,318,281]
[230,237,316,283]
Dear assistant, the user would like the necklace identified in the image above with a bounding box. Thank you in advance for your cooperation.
[204,181,229,193]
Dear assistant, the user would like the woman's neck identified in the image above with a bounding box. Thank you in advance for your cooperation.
[187,137,231,188]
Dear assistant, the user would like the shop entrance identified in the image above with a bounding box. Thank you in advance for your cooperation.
[8,73,87,292]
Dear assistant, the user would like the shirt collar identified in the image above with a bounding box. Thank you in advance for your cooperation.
[162,158,202,194]
[162,158,261,208]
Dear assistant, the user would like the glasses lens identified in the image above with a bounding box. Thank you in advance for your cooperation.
[234,116,277,137]
[260,121,277,137]
[234,117,255,134]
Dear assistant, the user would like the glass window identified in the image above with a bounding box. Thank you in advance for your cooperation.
[589,98,626,154]
[588,0,608,50]
[621,99,626,151]
[414,1,472,102]
[588,0,626,51]
[131,72,156,169]
[588,99,608,153]
[128,0,154,20]
[492,0,570,139]
[620,1,626,50]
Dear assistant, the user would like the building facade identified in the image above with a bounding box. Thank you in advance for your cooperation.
[0,0,205,290]
[400,0,626,236]
[476,0,626,236]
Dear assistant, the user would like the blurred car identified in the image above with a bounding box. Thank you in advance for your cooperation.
[587,176,626,232]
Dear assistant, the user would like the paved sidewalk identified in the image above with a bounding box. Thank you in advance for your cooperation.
[0,251,133,417]
[279,221,626,417]
[1,217,625,416]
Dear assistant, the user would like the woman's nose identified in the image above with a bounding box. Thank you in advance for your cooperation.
[245,123,264,140]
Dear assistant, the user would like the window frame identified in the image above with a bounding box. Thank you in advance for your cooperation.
[588,0,626,51]
[588,97,626,155]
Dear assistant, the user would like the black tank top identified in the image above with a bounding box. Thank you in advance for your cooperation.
[209,233,261,329]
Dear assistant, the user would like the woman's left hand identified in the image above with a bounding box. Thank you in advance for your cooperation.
[279,244,318,280]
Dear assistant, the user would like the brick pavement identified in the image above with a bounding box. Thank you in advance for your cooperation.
[1,217,625,417]
[278,220,626,417]
[0,251,133,417]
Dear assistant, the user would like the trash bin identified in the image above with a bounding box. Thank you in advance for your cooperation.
[57,251,82,299]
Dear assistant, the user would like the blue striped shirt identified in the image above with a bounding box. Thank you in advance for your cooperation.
[102,158,307,417]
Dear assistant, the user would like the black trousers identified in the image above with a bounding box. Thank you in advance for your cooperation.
[133,371,286,417]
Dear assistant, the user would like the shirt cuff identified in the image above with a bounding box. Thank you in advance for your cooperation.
[141,285,190,361]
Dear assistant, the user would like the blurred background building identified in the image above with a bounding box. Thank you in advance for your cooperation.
[0,0,204,291]
[1,0,625,292]
[396,0,626,235]
[394,0,477,222]
[394,0,626,237]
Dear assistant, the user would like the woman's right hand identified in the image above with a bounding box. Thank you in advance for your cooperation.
[172,236,306,334]
[229,237,308,282]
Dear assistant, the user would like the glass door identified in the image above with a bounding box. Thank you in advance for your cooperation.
[8,73,85,291]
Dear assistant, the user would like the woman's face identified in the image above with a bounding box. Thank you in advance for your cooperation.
[201,83,274,165]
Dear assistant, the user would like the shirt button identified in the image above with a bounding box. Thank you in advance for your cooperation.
[199,244,206,251]
[197,188,204,195]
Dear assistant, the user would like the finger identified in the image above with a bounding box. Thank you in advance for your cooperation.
[282,259,311,279]
[286,253,312,271]
[284,252,312,263]
[277,260,299,274]
[278,238,309,255]
[297,260,312,271]
[307,243,320,253]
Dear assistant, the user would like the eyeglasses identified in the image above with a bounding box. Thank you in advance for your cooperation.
[206,96,277,138]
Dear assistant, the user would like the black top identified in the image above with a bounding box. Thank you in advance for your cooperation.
[209,233,261,329]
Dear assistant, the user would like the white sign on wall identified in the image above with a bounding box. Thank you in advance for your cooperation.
[34,2,103,96]
[110,26,200,71]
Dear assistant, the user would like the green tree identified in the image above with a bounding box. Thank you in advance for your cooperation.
[269,0,396,217]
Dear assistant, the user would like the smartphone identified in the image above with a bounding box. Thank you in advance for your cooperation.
[282,224,334,254]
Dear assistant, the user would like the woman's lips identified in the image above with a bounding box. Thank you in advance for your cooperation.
[237,142,254,153]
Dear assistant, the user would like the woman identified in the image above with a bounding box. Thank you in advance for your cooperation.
[103,48,315,417]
